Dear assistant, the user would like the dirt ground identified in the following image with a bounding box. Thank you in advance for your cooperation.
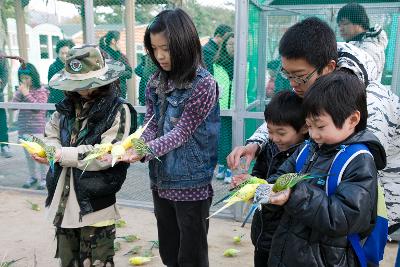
[0,189,398,267]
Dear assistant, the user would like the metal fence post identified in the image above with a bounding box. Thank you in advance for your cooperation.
[125,0,137,105]
[231,0,249,221]
[84,0,95,44]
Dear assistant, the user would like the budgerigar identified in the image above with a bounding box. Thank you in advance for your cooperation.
[30,135,57,173]
[0,140,45,157]
[240,173,314,227]
[207,183,261,219]
[241,183,273,227]
[111,115,154,166]
[213,176,267,206]
[272,173,313,192]
[1,135,56,173]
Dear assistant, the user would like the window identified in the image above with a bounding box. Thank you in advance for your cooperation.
[39,34,49,59]
[52,35,60,59]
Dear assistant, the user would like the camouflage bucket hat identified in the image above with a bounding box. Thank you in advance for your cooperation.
[49,45,125,91]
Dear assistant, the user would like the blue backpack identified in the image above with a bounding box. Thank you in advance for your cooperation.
[296,143,388,267]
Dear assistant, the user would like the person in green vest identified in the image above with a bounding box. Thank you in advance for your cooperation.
[135,53,157,124]
[0,49,12,158]
[99,31,133,99]
[202,24,233,75]
[213,32,234,183]
[47,39,74,114]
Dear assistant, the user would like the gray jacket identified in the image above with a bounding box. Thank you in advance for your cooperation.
[348,26,388,81]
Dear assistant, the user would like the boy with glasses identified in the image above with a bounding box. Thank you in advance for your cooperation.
[228,17,400,240]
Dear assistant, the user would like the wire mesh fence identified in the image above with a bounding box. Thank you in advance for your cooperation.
[0,0,399,220]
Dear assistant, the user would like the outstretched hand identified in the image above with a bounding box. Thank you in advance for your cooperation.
[227,143,259,170]
[100,148,144,164]
[118,148,143,163]
[269,189,291,206]
[31,149,61,165]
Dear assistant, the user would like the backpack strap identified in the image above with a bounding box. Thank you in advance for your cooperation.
[295,141,311,173]
[328,143,372,267]
[327,144,372,196]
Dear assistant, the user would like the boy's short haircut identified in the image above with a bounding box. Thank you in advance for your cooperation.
[279,17,337,74]
[264,90,305,132]
[214,24,233,37]
[302,70,367,133]
[337,3,370,30]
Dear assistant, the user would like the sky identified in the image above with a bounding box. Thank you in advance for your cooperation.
[29,0,235,18]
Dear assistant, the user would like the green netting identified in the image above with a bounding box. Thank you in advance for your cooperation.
[247,0,400,105]
[1,0,399,207]
[0,0,237,203]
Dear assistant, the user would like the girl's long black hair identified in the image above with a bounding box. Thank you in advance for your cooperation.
[144,8,203,85]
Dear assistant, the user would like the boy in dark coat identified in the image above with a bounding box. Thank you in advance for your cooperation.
[231,91,307,266]
[266,71,386,267]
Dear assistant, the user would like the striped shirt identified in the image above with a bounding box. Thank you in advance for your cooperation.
[13,86,49,135]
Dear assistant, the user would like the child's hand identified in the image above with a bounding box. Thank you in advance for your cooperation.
[120,148,143,163]
[19,82,29,96]
[31,149,61,164]
[31,153,48,164]
[269,189,291,206]
[230,173,249,189]
[99,148,143,164]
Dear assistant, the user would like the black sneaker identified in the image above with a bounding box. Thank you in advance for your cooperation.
[22,177,38,188]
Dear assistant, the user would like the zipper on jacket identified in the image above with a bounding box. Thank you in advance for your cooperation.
[304,151,318,173]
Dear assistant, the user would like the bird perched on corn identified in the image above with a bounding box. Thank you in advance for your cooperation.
[81,115,154,168]
[110,115,154,166]
[213,176,267,207]
[207,181,265,219]
[1,135,56,173]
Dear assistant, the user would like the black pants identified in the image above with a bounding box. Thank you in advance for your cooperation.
[254,248,270,267]
[152,191,211,267]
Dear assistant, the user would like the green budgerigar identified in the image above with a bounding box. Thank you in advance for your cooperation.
[272,173,314,192]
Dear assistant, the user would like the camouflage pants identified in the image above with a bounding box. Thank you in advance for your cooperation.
[55,225,115,267]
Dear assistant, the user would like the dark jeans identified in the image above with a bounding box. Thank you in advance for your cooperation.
[0,108,9,144]
[152,191,211,267]
[254,248,270,267]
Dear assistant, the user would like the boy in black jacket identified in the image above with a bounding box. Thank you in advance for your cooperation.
[267,71,386,266]
[232,90,308,266]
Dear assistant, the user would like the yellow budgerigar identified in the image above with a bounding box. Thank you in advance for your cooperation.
[110,115,154,166]
[1,140,46,158]
[207,183,261,219]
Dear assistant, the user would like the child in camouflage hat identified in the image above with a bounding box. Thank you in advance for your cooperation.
[32,45,137,267]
